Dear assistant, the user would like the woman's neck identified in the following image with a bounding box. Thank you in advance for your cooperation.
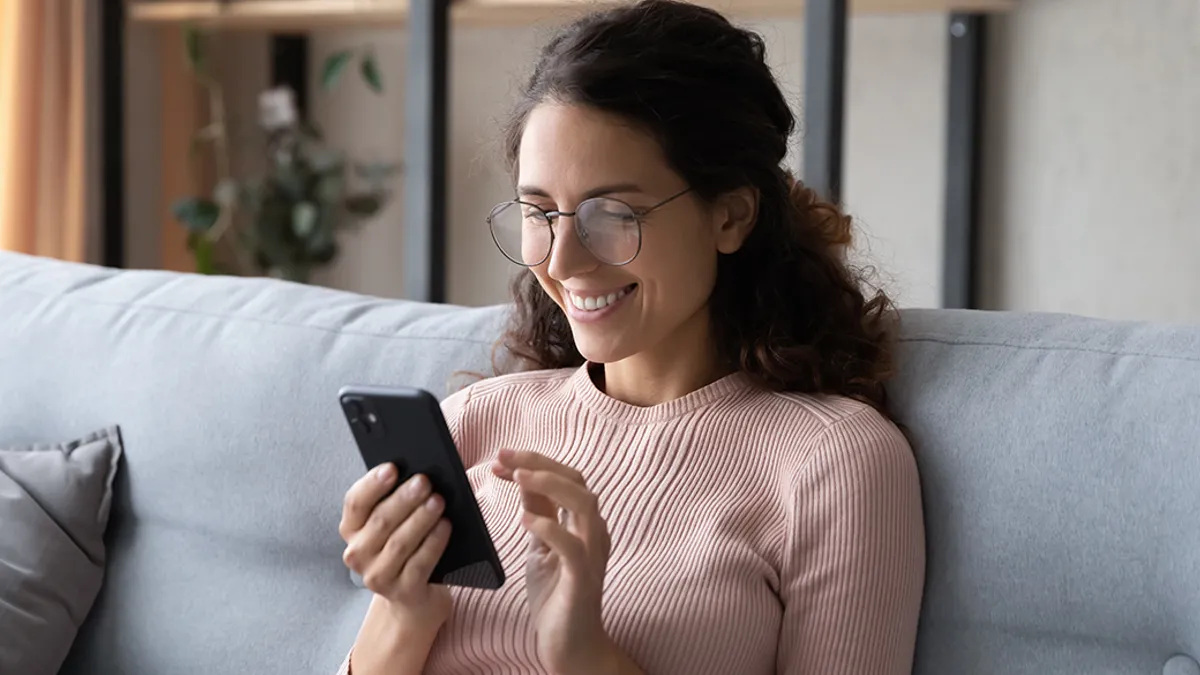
[596,310,731,407]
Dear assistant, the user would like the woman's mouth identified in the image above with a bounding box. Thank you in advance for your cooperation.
[563,283,637,321]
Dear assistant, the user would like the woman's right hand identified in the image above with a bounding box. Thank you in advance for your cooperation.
[339,463,454,630]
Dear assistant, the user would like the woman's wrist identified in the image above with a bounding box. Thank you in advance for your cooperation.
[350,595,445,675]
[378,594,449,640]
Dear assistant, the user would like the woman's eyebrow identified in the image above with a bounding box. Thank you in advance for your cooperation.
[516,183,645,200]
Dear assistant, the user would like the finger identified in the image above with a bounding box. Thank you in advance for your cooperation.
[339,464,400,540]
[516,469,607,552]
[344,474,432,565]
[360,493,446,591]
[400,518,453,588]
[496,449,586,486]
[490,460,513,481]
[517,481,558,520]
[521,512,588,570]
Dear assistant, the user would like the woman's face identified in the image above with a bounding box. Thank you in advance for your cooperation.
[516,103,753,366]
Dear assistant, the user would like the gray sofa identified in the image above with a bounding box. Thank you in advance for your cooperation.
[2,250,1198,675]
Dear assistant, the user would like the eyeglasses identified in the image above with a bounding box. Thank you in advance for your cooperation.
[487,187,691,267]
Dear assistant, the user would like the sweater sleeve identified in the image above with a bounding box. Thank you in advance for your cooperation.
[441,384,471,438]
[777,408,926,675]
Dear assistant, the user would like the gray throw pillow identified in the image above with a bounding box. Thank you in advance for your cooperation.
[0,426,123,675]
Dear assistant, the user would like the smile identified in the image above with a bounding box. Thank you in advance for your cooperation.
[565,284,637,312]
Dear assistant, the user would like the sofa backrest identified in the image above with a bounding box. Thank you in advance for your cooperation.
[0,252,504,674]
[891,309,1200,674]
[2,251,1199,674]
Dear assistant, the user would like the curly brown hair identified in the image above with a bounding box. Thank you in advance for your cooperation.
[494,0,897,415]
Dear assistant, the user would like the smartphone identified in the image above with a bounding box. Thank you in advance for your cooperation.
[338,384,505,590]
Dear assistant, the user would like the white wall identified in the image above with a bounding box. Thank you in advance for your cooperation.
[125,0,1200,323]
[979,0,1200,320]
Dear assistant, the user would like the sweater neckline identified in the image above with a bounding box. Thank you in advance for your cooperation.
[569,362,756,423]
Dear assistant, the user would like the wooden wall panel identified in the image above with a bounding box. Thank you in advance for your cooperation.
[157,25,211,272]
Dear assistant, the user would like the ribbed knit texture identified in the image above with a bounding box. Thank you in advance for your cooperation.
[338,364,925,675]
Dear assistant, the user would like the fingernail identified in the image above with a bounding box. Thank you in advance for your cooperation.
[407,474,427,495]
[514,468,529,482]
[498,448,514,461]
[425,494,443,512]
[376,464,395,482]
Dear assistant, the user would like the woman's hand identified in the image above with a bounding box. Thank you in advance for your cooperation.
[339,463,454,632]
[492,449,619,675]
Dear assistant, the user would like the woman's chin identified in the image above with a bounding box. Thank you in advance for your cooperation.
[571,335,634,365]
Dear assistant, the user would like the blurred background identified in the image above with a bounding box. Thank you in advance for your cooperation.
[0,0,1197,321]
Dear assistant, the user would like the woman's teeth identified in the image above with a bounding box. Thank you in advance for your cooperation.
[569,286,632,311]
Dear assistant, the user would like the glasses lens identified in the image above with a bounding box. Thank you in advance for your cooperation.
[488,201,552,266]
[576,198,640,265]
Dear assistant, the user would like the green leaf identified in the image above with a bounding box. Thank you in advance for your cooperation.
[360,52,383,94]
[320,50,354,90]
[272,166,306,200]
[184,26,205,75]
[171,197,220,233]
[344,193,383,217]
[307,147,344,174]
[186,232,218,275]
[292,202,318,238]
[316,173,345,203]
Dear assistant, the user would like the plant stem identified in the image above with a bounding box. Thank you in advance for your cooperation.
[198,41,254,276]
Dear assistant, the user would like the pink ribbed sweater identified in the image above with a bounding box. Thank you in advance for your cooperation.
[339,364,925,675]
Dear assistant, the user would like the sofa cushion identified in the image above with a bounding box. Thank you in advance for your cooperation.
[0,426,123,675]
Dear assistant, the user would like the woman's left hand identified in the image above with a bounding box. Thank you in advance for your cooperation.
[492,448,616,675]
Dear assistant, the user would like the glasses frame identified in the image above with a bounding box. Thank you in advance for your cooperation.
[487,186,692,267]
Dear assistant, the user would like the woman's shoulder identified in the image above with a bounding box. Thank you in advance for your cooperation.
[736,386,911,468]
[743,386,894,434]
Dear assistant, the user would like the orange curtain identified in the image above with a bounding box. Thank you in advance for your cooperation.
[0,0,91,261]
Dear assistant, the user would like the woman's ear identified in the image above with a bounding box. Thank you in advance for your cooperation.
[712,186,758,254]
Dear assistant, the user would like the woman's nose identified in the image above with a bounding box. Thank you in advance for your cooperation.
[545,215,599,280]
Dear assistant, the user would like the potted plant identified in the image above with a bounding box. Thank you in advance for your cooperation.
[171,29,400,283]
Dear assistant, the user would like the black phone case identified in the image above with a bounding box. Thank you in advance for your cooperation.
[338,385,506,590]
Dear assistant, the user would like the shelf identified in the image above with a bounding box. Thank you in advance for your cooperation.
[127,0,1015,30]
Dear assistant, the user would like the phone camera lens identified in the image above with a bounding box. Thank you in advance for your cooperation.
[343,396,384,437]
[344,399,368,427]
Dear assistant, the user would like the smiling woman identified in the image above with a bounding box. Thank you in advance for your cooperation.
[334,2,925,674]
[496,24,893,410]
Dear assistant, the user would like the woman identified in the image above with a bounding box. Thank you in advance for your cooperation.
[336,1,925,673]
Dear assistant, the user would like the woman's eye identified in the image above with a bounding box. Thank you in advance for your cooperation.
[602,211,638,225]
[521,208,550,223]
